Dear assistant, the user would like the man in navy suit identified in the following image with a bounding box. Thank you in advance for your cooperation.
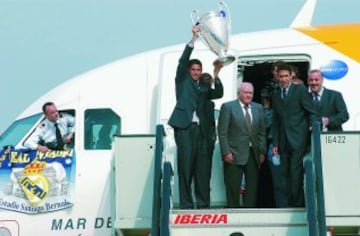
[271,63,318,207]
[168,25,224,209]
[308,69,349,131]
[218,82,266,208]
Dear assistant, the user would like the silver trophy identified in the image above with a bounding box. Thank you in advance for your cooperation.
[191,1,235,66]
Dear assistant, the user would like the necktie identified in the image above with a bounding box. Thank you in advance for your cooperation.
[282,88,287,100]
[313,92,320,103]
[54,123,64,150]
[313,92,321,111]
[244,105,251,132]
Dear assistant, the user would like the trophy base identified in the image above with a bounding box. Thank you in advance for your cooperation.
[214,55,235,66]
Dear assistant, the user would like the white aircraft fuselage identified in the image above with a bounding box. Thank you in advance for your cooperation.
[0,22,359,236]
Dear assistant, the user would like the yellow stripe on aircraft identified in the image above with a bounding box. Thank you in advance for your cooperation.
[296,23,360,63]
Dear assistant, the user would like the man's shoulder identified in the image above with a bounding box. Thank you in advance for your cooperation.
[231,100,243,109]
[35,119,49,131]
[220,100,233,110]
[251,101,262,107]
[324,88,343,96]
[36,122,47,130]
[250,102,263,111]
[292,83,307,91]
[224,99,238,106]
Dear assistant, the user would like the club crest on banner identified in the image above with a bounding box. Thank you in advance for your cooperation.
[0,148,76,214]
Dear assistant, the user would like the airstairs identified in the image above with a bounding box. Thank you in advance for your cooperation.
[156,123,321,236]
[112,122,360,236]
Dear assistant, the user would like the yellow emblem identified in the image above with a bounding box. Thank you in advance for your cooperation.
[20,162,50,206]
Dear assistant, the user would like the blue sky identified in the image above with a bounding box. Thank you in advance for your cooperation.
[0,0,359,133]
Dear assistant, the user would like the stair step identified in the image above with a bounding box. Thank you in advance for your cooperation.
[170,208,309,236]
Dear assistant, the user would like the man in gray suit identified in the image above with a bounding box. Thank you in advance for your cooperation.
[272,63,318,207]
[218,82,266,208]
[168,25,224,209]
[308,69,349,131]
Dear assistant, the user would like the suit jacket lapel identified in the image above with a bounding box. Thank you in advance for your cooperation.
[282,84,294,106]
[233,100,244,123]
[234,100,251,133]
[285,84,293,103]
[319,89,328,112]
[320,89,327,103]
[276,90,286,106]
[192,80,200,93]
[234,100,243,117]
[250,103,257,129]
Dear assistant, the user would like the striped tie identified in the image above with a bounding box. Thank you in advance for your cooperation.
[244,105,251,132]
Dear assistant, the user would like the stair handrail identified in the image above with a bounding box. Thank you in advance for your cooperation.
[151,124,166,236]
[304,152,318,236]
[312,121,327,236]
[160,161,173,236]
[304,121,327,236]
[304,154,319,236]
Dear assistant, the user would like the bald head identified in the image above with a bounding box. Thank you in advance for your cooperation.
[237,82,254,105]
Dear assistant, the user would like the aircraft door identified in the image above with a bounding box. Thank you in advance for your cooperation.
[237,54,311,104]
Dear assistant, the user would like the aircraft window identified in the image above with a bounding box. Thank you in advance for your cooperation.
[84,109,121,150]
[0,113,42,149]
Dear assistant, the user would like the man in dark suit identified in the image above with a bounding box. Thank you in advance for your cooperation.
[199,73,217,167]
[308,69,349,131]
[218,82,266,208]
[168,26,224,209]
[272,63,318,207]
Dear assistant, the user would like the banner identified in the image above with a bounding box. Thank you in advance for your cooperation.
[0,147,76,214]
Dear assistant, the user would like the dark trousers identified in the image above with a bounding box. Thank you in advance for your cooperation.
[174,123,212,209]
[279,140,306,207]
[223,148,259,208]
[257,158,275,208]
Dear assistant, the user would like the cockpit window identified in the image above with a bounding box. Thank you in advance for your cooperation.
[0,113,42,148]
[84,109,121,150]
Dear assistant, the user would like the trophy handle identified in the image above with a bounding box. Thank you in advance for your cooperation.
[218,1,231,29]
[190,9,200,25]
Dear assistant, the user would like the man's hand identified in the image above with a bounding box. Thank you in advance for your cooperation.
[64,133,74,144]
[259,153,266,165]
[322,117,329,126]
[190,25,200,44]
[272,146,278,155]
[222,153,233,164]
[38,145,50,153]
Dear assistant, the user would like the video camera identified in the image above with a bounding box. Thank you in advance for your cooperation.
[261,80,279,99]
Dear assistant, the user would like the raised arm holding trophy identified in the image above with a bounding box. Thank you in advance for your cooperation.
[191,1,235,66]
